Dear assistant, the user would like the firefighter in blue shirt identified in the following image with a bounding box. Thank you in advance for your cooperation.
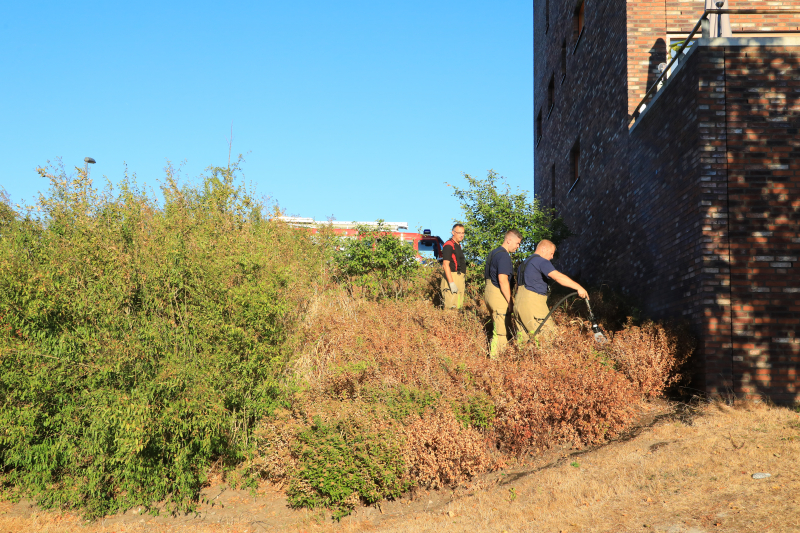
[514,239,588,343]
[484,229,522,358]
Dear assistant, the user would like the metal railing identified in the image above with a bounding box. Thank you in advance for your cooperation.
[629,8,800,126]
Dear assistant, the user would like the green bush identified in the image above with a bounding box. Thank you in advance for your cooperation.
[287,414,410,520]
[0,160,325,517]
[452,392,496,430]
[371,385,441,421]
[333,222,422,300]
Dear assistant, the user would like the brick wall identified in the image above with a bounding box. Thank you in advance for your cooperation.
[617,42,800,401]
[625,49,720,392]
[724,45,800,403]
[534,0,632,285]
[719,2,800,34]
[605,42,800,402]
[695,46,735,396]
[617,43,800,402]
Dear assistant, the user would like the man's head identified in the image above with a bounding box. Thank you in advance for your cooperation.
[535,239,556,260]
[451,223,465,243]
[502,229,523,253]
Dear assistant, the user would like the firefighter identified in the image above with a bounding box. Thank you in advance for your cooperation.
[514,239,588,344]
[484,229,522,358]
[440,223,466,309]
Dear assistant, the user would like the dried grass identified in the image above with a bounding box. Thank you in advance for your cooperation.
[249,408,303,486]
[295,296,487,399]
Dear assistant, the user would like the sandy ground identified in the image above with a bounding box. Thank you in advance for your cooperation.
[1,399,798,533]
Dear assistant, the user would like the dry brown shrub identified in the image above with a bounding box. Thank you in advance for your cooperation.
[491,359,638,453]
[484,324,639,454]
[290,289,688,482]
[551,288,695,399]
[402,407,500,489]
[605,319,694,398]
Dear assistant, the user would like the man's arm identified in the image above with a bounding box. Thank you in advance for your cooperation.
[548,270,588,299]
[443,260,454,284]
[498,274,512,305]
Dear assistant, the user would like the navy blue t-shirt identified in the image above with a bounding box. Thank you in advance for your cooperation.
[519,254,555,295]
[486,246,513,289]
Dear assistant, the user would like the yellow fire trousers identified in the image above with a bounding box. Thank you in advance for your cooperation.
[440,272,465,310]
[514,286,552,344]
[484,281,512,359]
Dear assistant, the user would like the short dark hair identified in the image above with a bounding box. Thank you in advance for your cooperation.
[452,223,464,231]
[505,229,522,239]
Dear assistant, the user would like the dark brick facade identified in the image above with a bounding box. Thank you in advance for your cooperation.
[533,0,631,282]
[724,45,800,400]
[534,0,800,403]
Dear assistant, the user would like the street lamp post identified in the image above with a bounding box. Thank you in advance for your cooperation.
[84,157,96,176]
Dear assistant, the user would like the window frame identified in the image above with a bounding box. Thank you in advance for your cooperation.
[567,140,581,195]
[545,0,550,33]
[536,109,543,147]
[572,0,586,54]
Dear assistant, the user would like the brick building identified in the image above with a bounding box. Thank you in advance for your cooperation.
[533,0,800,403]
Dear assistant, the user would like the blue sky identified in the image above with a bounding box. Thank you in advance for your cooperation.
[1,1,533,239]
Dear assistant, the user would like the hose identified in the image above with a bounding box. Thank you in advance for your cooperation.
[530,291,608,343]
[531,291,578,338]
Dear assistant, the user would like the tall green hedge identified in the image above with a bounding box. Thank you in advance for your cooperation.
[0,161,326,517]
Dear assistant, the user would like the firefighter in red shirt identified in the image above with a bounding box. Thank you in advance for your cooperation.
[440,224,466,309]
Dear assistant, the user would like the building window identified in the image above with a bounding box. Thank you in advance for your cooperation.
[561,39,567,80]
[568,140,580,195]
[536,109,543,145]
[547,74,555,115]
[545,0,550,33]
[551,164,556,209]
[573,0,585,51]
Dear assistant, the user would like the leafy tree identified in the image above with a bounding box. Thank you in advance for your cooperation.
[333,221,421,300]
[449,170,571,286]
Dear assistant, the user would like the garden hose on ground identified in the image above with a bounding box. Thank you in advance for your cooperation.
[531,292,608,344]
